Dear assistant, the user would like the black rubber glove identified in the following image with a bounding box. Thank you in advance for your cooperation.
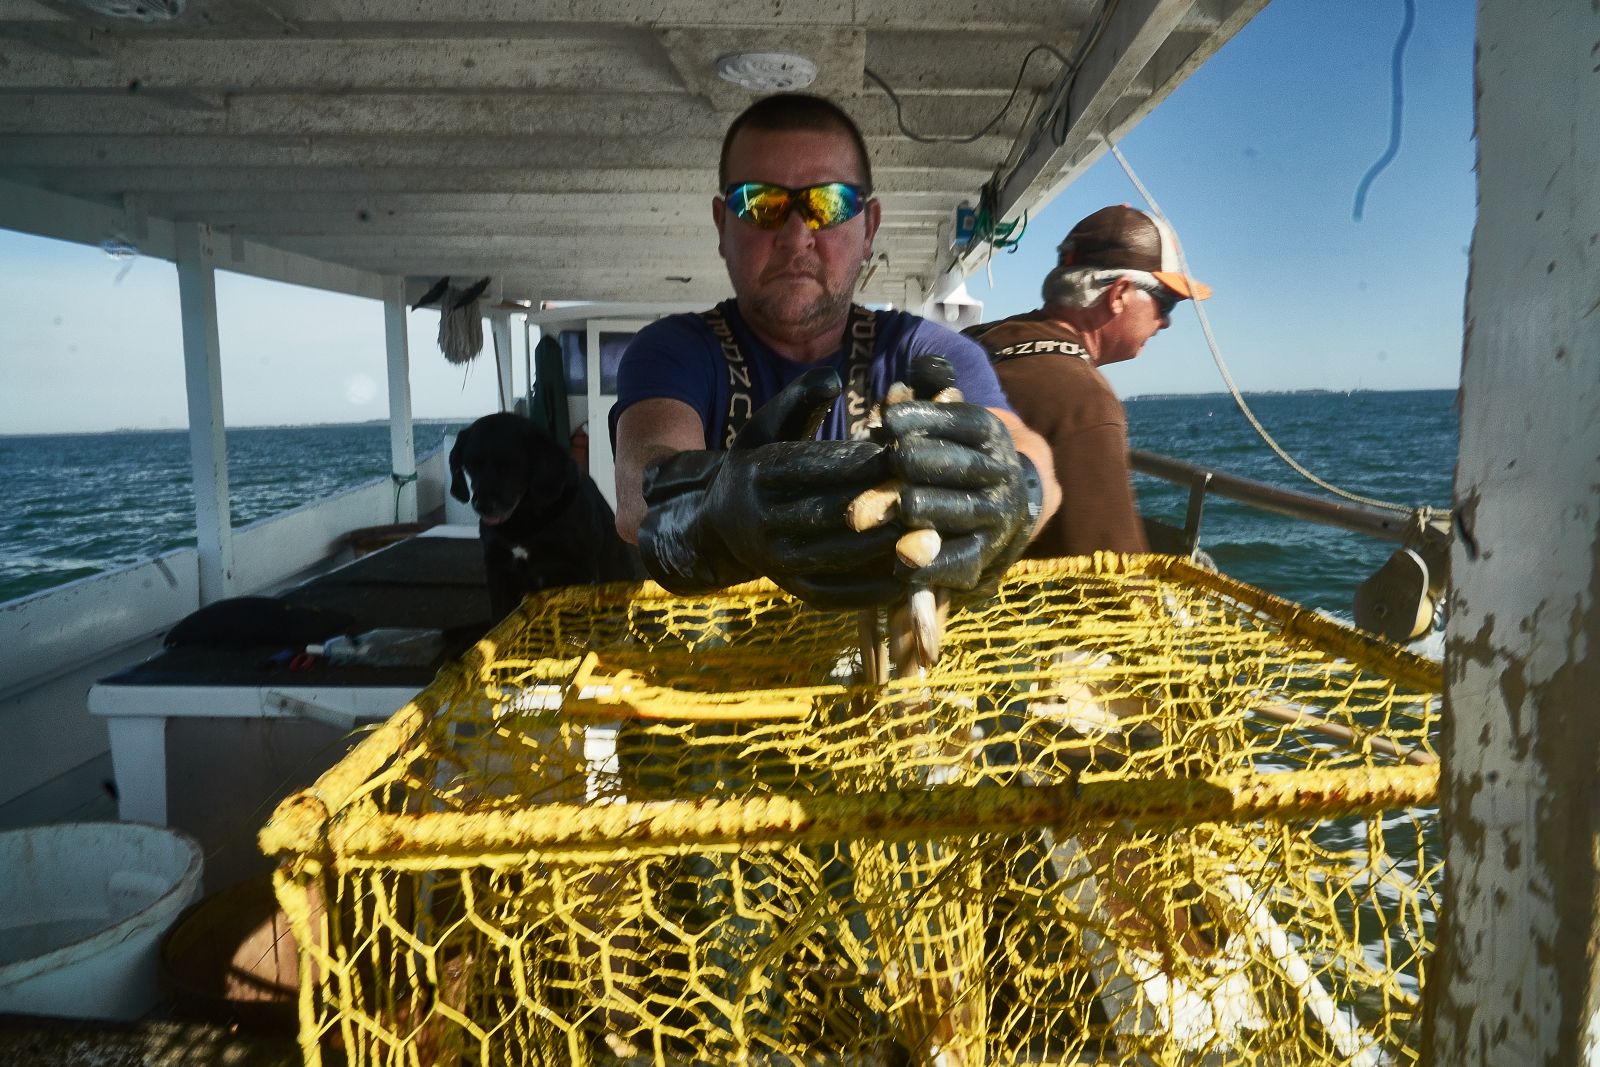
[638,367,904,608]
[879,354,1043,594]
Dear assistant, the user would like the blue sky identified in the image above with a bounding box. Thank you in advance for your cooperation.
[0,0,1475,434]
[967,0,1477,398]
[0,238,506,434]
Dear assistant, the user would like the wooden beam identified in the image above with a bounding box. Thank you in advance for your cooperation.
[489,312,515,413]
[0,133,1003,171]
[174,222,234,606]
[23,0,1091,35]
[0,92,1027,140]
[0,177,386,298]
[382,276,418,523]
[4,161,995,199]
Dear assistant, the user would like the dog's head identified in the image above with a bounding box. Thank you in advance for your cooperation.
[448,413,574,526]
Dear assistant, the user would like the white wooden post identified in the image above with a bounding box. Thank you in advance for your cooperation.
[382,276,418,523]
[174,222,234,604]
[523,315,534,413]
[490,311,515,412]
[1423,2,1600,1062]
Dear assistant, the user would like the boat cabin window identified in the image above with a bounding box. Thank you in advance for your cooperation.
[557,329,629,397]
[558,329,587,391]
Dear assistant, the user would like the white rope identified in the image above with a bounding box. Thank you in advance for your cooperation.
[1105,140,1432,518]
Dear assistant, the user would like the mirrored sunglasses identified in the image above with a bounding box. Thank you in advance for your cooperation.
[723,181,867,231]
[1139,282,1181,317]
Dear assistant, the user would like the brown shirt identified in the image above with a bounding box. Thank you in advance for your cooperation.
[967,311,1149,557]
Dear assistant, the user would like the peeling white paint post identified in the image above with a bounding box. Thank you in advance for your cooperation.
[382,275,418,524]
[1422,2,1600,1063]
[174,221,234,605]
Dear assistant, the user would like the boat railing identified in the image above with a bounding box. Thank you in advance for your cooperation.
[1129,449,1445,555]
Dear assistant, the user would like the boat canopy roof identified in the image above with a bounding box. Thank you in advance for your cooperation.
[0,0,1264,307]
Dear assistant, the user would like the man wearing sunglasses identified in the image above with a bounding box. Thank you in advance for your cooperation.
[612,93,1059,608]
[965,204,1211,558]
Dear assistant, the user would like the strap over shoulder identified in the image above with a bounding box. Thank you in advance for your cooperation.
[703,304,879,446]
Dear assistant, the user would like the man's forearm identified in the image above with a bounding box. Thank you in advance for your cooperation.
[612,397,709,544]
[991,407,1062,537]
[615,440,682,544]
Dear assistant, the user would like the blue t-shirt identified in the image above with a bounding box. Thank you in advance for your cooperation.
[611,300,1012,449]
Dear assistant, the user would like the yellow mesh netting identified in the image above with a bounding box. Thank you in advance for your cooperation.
[261,553,1441,1066]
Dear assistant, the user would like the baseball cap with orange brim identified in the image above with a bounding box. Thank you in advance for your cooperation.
[1055,204,1212,300]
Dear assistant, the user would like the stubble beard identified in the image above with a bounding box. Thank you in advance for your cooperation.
[750,286,849,336]
[758,260,870,343]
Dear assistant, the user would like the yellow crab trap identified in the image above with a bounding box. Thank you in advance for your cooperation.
[260,554,1442,1066]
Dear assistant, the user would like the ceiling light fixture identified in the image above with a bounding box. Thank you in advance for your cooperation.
[715,52,817,93]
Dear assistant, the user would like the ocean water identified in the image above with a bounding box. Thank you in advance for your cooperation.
[0,391,1457,615]
[1126,389,1456,618]
[0,422,458,603]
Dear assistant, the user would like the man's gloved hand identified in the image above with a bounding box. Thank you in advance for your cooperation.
[879,354,1043,595]
[638,367,904,608]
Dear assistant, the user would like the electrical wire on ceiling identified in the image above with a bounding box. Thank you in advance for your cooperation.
[998,0,1121,188]
[985,0,1119,261]
[863,43,1069,146]
[863,40,1068,266]
[1046,0,1121,149]
[862,3,1123,262]
[1105,140,1443,521]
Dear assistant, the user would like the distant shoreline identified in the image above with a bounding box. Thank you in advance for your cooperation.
[1125,387,1454,402]
[1,388,1458,437]
[0,417,476,439]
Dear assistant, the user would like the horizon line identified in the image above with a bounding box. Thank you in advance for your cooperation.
[0,385,1459,437]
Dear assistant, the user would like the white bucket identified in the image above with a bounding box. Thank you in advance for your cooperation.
[0,821,204,1020]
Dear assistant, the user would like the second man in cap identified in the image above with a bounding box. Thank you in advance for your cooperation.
[966,204,1210,557]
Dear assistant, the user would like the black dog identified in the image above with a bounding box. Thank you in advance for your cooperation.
[449,413,643,620]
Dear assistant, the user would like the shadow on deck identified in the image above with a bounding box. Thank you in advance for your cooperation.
[0,1015,299,1066]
